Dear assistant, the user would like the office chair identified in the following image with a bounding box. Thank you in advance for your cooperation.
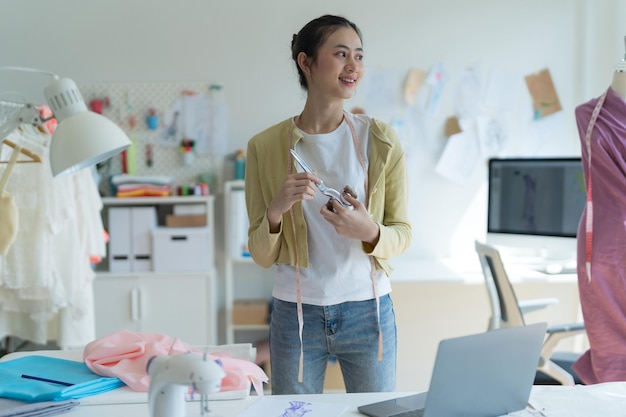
[474,240,586,385]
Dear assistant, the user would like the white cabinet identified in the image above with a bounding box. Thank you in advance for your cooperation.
[94,196,217,345]
[93,273,212,345]
[223,180,272,344]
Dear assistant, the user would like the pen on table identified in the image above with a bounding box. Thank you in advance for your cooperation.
[21,374,74,386]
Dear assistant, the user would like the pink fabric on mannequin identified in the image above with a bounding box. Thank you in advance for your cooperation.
[83,330,268,394]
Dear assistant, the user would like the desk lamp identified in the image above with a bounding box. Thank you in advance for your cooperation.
[0,67,130,177]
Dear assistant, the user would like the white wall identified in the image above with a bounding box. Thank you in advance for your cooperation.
[4,0,622,262]
[1,4,621,265]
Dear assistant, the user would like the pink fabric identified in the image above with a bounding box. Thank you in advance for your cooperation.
[574,88,626,384]
[83,330,268,395]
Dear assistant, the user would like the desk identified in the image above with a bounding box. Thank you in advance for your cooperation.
[74,392,404,416]
[2,350,623,416]
[389,258,584,391]
[67,383,626,417]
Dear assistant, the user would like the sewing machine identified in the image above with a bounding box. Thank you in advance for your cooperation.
[147,353,226,417]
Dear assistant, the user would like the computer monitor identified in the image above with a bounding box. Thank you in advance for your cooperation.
[486,157,585,264]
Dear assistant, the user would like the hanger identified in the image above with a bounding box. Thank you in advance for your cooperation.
[0,99,44,163]
[0,138,42,163]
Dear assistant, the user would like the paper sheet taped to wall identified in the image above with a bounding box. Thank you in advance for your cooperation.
[524,68,562,120]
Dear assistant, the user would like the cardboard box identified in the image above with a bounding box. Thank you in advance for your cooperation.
[165,214,207,227]
[232,299,269,325]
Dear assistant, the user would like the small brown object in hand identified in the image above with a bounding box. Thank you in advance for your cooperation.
[326,198,336,211]
[342,185,357,198]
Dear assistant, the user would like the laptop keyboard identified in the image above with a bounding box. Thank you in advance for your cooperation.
[392,409,424,417]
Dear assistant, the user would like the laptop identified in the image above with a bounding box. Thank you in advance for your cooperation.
[358,322,547,417]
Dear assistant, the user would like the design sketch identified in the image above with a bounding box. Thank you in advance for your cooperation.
[279,400,313,417]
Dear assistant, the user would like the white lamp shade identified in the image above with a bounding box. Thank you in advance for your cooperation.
[50,111,131,177]
[43,76,131,177]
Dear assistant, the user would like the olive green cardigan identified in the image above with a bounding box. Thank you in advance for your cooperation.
[244,117,411,277]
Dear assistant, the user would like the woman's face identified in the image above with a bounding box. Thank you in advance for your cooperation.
[307,27,364,100]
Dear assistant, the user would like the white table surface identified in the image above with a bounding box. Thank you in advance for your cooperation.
[4,339,624,417]
[65,383,626,417]
[73,391,405,417]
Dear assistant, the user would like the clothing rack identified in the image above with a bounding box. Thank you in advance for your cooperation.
[0,100,44,164]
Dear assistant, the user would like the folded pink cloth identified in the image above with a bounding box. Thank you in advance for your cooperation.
[83,330,268,395]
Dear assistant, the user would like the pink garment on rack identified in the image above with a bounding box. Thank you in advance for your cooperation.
[573,87,626,384]
[82,330,267,395]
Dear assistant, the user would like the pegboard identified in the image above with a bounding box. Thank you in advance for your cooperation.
[77,81,229,195]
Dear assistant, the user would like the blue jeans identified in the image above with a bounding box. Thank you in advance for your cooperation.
[269,295,397,394]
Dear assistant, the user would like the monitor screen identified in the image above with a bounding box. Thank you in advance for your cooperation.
[486,157,586,261]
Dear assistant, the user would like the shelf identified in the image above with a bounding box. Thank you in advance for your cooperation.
[232,324,270,331]
[224,180,271,344]
[232,256,254,264]
[95,271,215,278]
[94,195,218,345]
[102,195,212,205]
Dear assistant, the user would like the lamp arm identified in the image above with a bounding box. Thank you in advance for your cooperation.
[0,66,59,80]
[0,66,59,135]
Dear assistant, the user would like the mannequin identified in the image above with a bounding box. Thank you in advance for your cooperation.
[572,52,626,384]
[611,37,626,99]
[610,64,626,99]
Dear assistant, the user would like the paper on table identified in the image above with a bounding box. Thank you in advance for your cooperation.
[236,397,349,417]
[528,382,626,417]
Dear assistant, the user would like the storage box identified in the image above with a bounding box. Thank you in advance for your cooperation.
[173,203,206,215]
[108,206,157,273]
[165,214,207,227]
[232,299,270,325]
[151,227,210,272]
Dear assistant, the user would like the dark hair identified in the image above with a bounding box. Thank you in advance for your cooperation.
[291,15,363,90]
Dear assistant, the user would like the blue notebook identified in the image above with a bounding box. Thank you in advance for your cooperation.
[0,356,124,403]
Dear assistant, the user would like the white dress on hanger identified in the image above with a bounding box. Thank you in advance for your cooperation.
[0,126,105,348]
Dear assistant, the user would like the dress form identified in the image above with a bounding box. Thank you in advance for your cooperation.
[610,68,626,99]
[611,37,626,99]
[572,37,626,384]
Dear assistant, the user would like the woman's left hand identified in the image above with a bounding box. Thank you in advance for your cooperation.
[320,193,380,246]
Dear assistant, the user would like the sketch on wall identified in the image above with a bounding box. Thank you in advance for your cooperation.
[350,61,564,185]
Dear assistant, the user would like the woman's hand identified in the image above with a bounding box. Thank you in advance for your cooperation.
[320,192,380,245]
[267,172,318,232]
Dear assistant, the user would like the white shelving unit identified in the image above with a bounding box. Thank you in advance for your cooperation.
[223,180,271,344]
[94,196,218,346]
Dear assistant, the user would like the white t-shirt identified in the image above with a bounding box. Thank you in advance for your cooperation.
[273,113,391,306]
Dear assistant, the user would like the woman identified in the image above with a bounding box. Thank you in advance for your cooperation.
[245,14,411,394]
